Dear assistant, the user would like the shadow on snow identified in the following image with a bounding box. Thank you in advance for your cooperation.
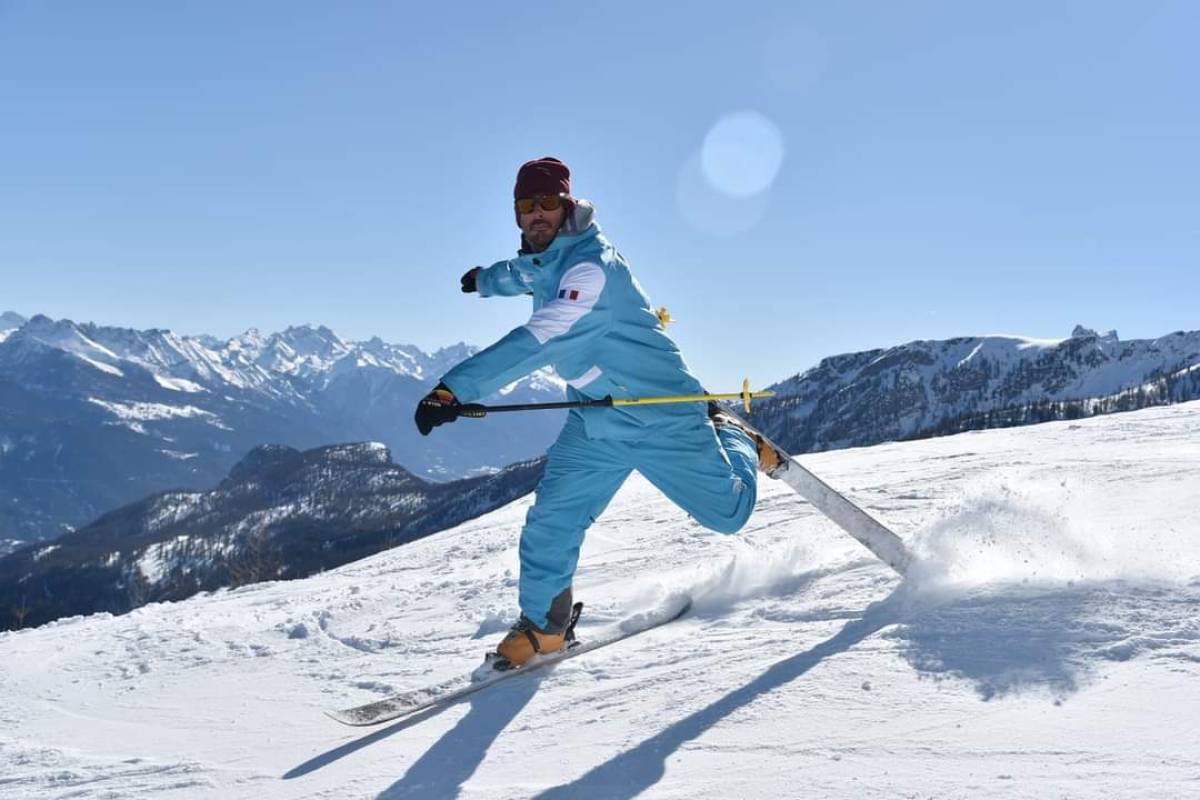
[533,578,1179,799]
[529,592,901,800]
[285,577,1196,799]
[283,673,543,798]
[888,581,1196,701]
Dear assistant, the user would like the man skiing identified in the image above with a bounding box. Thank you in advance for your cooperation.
[414,156,782,668]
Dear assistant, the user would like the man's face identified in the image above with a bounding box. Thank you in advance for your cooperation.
[518,197,567,252]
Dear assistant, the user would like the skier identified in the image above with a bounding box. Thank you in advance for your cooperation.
[414,156,783,668]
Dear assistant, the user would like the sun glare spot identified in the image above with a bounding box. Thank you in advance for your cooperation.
[700,111,786,198]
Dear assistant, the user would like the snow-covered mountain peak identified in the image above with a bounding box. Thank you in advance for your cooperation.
[359,338,426,376]
[1071,323,1119,343]
[425,342,479,376]
[20,313,80,339]
[274,323,350,357]
[0,311,24,344]
[225,443,304,483]
[1,315,498,392]
[8,315,124,374]
[313,441,392,466]
[228,327,267,354]
[0,310,27,331]
[245,325,354,379]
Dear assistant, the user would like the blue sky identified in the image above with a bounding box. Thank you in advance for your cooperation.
[2,1,1196,389]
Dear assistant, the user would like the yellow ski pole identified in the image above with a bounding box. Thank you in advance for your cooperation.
[459,377,773,417]
[611,378,771,414]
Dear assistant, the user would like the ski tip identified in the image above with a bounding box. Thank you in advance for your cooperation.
[324,709,355,726]
[325,708,380,727]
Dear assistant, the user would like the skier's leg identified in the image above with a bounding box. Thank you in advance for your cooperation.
[632,422,759,535]
[519,415,631,631]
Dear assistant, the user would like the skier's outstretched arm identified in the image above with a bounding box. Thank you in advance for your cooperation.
[465,259,534,297]
[441,262,611,403]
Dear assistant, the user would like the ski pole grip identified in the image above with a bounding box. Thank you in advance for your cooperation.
[460,404,488,418]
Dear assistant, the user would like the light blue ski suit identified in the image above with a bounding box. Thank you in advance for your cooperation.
[442,202,758,631]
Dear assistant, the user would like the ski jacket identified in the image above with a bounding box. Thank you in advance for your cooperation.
[440,201,706,441]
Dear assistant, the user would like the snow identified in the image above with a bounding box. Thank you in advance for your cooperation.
[87,399,229,430]
[498,367,567,396]
[137,537,191,584]
[31,545,60,562]
[956,340,985,367]
[76,353,126,377]
[137,545,168,584]
[1,403,1199,798]
[16,316,127,375]
[0,540,27,558]
[3,317,564,421]
[1011,335,1068,350]
[153,374,206,393]
[958,332,1065,363]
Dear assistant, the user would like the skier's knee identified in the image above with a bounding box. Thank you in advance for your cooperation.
[698,482,756,534]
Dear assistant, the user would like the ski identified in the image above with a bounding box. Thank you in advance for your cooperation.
[728,409,914,576]
[325,597,692,727]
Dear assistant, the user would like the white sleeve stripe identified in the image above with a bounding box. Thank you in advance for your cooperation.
[567,365,603,389]
[522,262,606,345]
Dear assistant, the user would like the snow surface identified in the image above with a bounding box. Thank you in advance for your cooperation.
[2,403,1199,799]
[87,398,230,430]
[154,374,207,393]
[76,352,126,377]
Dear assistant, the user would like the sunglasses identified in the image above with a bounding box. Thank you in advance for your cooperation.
[515,194,569,214]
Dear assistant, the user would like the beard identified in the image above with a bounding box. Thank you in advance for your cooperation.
[522,222,559,251]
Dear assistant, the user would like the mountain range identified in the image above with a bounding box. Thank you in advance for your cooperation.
[0,441,545,631]
[0,312,565,548]
[3,311,1199,555]
[754,324,1200,454]
[3,313,1200,629]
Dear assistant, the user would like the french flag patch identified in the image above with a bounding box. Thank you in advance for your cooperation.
[558,289,580,300]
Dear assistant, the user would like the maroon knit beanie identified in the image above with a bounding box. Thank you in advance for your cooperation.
[514,157,571,199]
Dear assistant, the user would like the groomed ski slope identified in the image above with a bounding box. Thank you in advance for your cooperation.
[2,402,1199,799]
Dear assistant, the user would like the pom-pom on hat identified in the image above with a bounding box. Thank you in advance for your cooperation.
[514,157,571,199]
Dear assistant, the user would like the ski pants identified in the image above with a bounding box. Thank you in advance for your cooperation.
[519,413,759,631]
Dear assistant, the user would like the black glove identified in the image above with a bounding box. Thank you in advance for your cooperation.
[415,382,461,436]
[461,266,482,294]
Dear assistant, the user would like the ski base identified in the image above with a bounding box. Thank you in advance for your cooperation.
[326,597,692,727]
[729,409,914,575]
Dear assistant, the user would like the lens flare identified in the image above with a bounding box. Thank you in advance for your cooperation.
[700,111,786,198]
